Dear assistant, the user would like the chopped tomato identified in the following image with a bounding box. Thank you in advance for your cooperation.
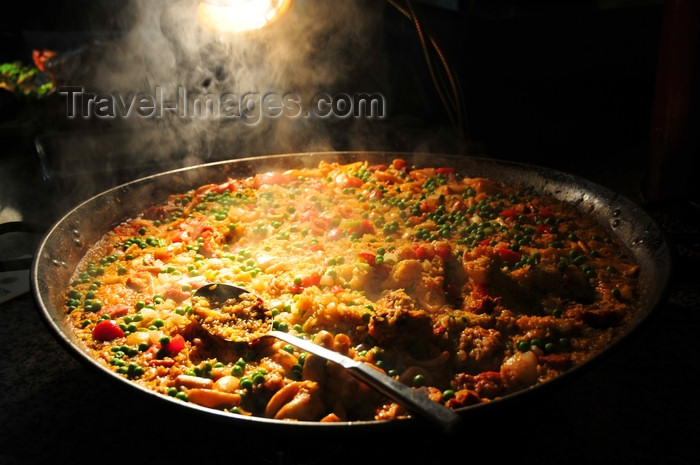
[92,320,124,341]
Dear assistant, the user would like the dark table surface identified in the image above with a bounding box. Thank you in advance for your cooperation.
[1,137,698,465]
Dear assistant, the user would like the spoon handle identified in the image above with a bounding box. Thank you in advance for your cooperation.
[269,330,461,433]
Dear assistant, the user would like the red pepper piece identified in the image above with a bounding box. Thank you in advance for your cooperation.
[162,334,186,357]
[499,209,520,218]
[434,243,452,260]
[92,320,125,341]
[288,273,322,293]
[300,274,321,287]
[357,251,377,267]
[368,189,384,200]
[419,202,436,213]
[288,284,303,294]
[498,247,521,264]
[414,244,435,260]
[433,323,447,338]
[212,180,236,193]
[392,159,407,171]
[537,206,554,218]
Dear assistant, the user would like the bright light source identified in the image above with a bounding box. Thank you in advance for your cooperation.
[197,0,290,34]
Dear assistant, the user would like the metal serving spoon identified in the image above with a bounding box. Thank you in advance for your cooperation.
[191,283,461,432]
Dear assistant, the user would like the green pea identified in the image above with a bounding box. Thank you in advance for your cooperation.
[412,374,426,387]
[239,377,253,390]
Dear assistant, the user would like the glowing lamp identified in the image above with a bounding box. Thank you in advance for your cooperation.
[197,0,290,34]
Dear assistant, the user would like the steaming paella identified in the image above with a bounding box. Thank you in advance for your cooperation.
[63,158,639,422]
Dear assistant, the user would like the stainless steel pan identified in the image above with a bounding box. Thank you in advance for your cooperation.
[31,151,672,430]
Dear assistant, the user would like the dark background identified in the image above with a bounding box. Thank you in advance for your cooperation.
[1,1,698,464]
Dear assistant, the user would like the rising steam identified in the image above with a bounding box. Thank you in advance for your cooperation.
[57,0,389,170]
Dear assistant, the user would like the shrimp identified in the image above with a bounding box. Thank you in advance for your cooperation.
[500,351,539,390]
[264,381,326,421]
